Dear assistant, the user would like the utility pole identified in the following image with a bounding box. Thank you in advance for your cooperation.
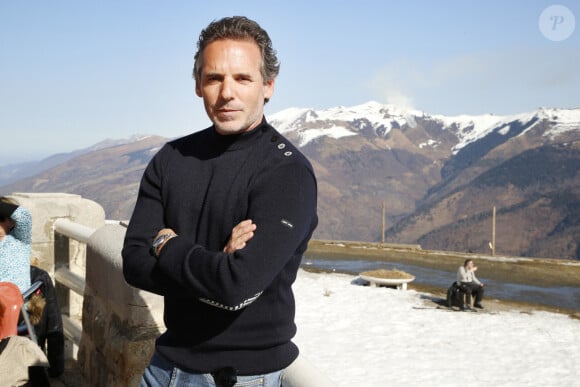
[491,206,496,256]
[381,201,386,244]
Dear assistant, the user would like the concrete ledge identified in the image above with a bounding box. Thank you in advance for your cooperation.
[86,223,164,328]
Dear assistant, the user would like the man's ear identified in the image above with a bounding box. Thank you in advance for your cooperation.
[195,81,202,98]
[263,78,275,101]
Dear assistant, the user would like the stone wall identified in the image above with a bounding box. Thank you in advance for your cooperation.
[6,192,105,274]
[79,223,164,387]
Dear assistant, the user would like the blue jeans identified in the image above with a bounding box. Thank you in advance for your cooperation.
[140,351,283,387]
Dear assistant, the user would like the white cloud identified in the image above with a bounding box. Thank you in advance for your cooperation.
[368,46,580,115]
[385,92,415,111]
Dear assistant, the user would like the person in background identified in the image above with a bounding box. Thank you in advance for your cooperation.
[0,334,50,386]
[0,197,32,293]
[457,258,485,309]
[122,16,318,387]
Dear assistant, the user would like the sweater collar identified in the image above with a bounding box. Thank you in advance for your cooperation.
[211,117,270,151]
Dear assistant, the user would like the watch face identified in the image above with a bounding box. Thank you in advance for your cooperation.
[153,235,167,247]
[153,233,175,248]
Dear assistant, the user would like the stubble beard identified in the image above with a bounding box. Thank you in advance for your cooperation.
[213,110,262,135]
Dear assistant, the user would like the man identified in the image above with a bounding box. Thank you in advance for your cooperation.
[122,16,318,387]
[457,259,485,309]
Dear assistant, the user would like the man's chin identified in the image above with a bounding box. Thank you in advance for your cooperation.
[214,125,243,135]
[214,121,249,135]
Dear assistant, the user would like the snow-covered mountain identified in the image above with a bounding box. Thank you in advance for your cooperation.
[269,100,580,151]
[2,102,579,259]
[268,101,580,259]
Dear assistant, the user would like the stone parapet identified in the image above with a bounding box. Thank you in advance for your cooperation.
[6,192,105,274]
[79,223,164,387]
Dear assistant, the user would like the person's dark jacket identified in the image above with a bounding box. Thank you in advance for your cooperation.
[31,265,65,378]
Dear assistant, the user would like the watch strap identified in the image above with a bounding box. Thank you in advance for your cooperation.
[152,233,177,257]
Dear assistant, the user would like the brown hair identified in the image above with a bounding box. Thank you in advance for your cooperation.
[193,16,280,91]
[0,197,18,222]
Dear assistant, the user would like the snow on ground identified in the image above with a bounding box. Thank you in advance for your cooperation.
[293,270,579,387]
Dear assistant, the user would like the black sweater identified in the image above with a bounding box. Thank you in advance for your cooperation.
[122,118,318,375]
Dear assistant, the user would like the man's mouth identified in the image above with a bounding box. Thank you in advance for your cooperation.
[217,105,240,113]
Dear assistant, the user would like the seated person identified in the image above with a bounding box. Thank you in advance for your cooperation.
[457,259,485,309]
[0,197,32,293]
[0,335,50,386]
[1,285,50,386]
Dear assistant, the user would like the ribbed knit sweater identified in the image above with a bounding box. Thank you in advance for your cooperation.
[122,118,318,375]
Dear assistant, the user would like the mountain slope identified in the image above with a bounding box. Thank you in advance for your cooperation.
[389,145,580,259]
[1,135,168,219]
[1,102,578,259]
[0,135,156,186]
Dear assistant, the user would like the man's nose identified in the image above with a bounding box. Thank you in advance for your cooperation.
[220,78,234,100]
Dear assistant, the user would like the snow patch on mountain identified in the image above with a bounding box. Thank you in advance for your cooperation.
[419,139,441,149]
[299,126,357,145]
[267,107,313,132]
[433,113,509,153]
[270,101,579,150]
[537,107,580,139]
[86,134,155,152]
[269,101,425,146]
[148,146,163,155]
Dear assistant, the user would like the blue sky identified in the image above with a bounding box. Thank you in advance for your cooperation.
[1,1,579,165]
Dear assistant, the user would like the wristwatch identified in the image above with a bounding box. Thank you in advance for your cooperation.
[151,233,177,257]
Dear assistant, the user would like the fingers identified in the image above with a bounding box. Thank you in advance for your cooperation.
[231,220,256,238]
[223,220,256,253]
[231,219,256,243]
[224,237,249,254]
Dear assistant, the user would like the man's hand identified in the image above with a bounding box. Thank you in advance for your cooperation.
[223,220,256,253]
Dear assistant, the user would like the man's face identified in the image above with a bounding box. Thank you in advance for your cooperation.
[195,39,275,135]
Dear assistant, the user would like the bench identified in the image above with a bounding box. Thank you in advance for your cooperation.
[359,274,415,290]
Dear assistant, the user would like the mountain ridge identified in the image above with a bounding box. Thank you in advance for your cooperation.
[2,101,578,259]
